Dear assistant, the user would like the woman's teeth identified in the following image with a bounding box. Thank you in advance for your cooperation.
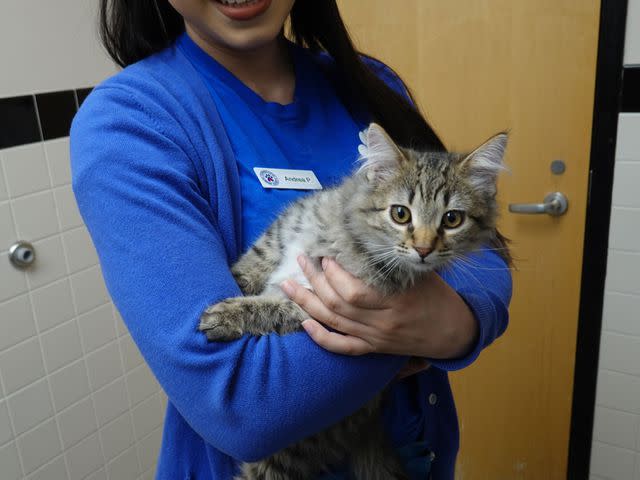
[218,0,259,6]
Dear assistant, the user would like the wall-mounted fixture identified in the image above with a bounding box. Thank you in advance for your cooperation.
[9,240,36,268]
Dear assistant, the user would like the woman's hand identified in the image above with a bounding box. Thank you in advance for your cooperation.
[280,256,479,359]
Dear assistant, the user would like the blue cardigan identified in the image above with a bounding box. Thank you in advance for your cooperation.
[70,40,511,479]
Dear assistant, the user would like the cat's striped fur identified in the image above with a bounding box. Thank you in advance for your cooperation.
[199,123,508,479]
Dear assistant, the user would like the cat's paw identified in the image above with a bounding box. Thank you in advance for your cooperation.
[199,301,245,342]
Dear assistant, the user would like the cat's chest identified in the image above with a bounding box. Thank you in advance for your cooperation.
[262,238,318,296]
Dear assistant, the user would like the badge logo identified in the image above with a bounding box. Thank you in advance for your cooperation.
[259,170,279,186]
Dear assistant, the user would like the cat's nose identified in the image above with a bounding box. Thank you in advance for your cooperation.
[414,246,432,259]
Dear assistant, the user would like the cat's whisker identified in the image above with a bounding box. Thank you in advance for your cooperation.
[357,242,399,253]
[441,262,465,289]
[446,260,486,290]
[365,247,398,255]
[381,257,403,282]
[364,255,391,272]
[365,249,397,263]
[450,254,516,271]
[464,246,512,253]
[369,256,401,284]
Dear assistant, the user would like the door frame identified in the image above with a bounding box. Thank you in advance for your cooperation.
[568,0,629,478]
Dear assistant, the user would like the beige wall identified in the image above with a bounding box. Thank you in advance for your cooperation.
[0,0,116,98]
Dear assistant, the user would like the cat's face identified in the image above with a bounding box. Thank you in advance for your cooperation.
[348,124,507,276]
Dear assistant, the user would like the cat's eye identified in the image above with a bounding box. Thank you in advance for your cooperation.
[390,205,412,225]
[442,210,465,229]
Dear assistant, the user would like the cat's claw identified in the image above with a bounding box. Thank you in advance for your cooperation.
[199,303,244,342]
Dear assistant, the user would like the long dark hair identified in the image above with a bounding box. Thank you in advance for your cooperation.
[99,0,443,150]
[99,0,511,262]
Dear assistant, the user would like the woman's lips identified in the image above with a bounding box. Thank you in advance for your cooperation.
[213,0,272,21]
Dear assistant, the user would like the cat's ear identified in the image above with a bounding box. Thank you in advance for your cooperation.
[358,123,405,181]
[456,132,508,193]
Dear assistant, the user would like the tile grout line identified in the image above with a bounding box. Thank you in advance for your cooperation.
[1,336,124,404]
[138,428,162,479]
[116,326,144,476]
[594,402,640,418]
[598,366,640,380]
[0,365,24,479]
[592,438,639,454]
[0,368,136,453]
[109,269,149,479]
[604,290,640,299]
[0,261,103,322]
[611,205,640,212]
[31,95,45,146]
[60,195,111,480]
[0,152,28,299]
[601,329,640,340]
[107,439,150,479]
[72,90,80,111]
[1,145,29,479]
[22,451,67,480]
[609,248,640,255]
[636,415,640,455]
[25,238,72,480]
[2,181,72,204]
[8,385,97,443]
[68,273,110,474]
[0,221,90,269]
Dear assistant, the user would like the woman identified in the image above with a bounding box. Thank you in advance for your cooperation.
[71,1,512,478]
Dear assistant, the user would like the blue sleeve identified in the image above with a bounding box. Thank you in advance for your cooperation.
[364,57,513,370]
[432,248,512,371]
[70,85,406,463]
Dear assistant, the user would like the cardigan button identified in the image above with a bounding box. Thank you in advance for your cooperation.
[428,393,438,405]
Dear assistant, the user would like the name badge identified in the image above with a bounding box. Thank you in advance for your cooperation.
[254,167,323,190]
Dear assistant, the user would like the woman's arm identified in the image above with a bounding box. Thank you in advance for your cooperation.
[70,85,406,462]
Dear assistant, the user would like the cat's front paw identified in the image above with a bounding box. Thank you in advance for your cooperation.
[199,301,245,342]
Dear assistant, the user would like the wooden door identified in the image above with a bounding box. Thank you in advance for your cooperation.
[336,1,600,478]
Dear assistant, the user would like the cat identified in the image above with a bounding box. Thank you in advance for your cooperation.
[199,123,508,480]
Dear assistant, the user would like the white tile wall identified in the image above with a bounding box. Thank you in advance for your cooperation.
[0,20,132,480]
[1,442,23,480]
[625,0,640,65]
[0,136,165,479]
[8,379,54,436]
[591,113,640,479]
[2,145,50,199]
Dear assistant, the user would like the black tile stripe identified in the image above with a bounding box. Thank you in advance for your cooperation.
[0,87,94,149]
[621,66,640,112]
[76,88,93,108]
[0,96,41,149]
[35,91,77,141]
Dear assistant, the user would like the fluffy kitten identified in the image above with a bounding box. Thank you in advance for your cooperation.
[199,123,508,480]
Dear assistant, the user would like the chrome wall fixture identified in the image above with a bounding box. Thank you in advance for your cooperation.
[9,240,36,269]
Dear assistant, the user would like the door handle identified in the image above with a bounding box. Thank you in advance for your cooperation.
[508,192,568,216]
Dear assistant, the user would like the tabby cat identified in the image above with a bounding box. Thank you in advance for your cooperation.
[199,123,508,480]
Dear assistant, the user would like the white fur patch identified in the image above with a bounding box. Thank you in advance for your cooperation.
[263,238,312,297]
[357,123,404,181]
[460,133,508,190]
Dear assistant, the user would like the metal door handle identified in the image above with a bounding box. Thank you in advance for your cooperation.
[508,192,568,216]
